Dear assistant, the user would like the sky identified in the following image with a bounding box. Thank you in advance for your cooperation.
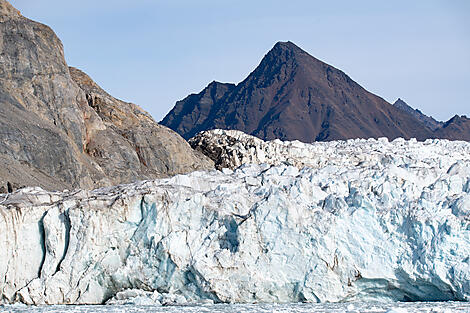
[9,0,470,122]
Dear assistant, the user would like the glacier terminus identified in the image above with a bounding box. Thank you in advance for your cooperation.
[1,131,469,305]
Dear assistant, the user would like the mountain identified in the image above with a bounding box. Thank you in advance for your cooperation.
[392,98,470,140]
[434,115,470,141]
[0,0,212,192]
[392,98,443,131]
[161,41,434,142]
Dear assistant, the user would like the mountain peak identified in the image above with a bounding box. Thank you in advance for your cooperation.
[393,98,443,131]
[445,114,469,125]
[162,42,436,142]
[247,41,315,86]
[272,41,300,50]
[394,98,405,105]
[393,98,411,111]
[267,41,307,59]
[434,114,470,140]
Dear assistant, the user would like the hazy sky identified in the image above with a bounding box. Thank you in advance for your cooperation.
[9,0,470,122]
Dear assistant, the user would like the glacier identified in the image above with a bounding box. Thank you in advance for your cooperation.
[1,130,470,305]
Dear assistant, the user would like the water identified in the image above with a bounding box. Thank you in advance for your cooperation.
[1,302,469,313]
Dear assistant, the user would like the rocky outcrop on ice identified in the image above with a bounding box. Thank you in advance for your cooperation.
[1,134,470,305]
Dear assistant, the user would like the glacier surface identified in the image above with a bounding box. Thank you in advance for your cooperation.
[1,132,470,305]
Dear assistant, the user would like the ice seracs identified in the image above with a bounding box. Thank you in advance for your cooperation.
[189,129,470,171]
[1,131,469,305]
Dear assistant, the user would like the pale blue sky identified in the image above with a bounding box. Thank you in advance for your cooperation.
[9,0,470,122]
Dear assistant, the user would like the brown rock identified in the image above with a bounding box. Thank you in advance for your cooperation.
[69,67,214,185]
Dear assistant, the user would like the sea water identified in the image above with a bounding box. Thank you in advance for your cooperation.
[1,302,469,313]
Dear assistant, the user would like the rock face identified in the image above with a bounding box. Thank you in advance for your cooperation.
[161,41,435,142]
[0,0,19,18]
[0,0,213,192]
[392,98,443,131]
[1,134,469,305]
[68,67,213,185]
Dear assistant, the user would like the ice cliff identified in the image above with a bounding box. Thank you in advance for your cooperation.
[1,131,470,305]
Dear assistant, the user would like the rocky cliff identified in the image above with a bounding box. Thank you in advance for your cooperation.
[161,41,435,142]
[0,0,213,192]
[1,133,469,305]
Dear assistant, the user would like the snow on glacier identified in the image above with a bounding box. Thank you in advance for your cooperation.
[0,132,470,305]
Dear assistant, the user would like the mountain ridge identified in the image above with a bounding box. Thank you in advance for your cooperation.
[434,114,470,141]
[392,98,443,131]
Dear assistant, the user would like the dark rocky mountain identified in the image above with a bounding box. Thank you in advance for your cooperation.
[392,98,443,131]
[0,0,213,192]
[434,115,470,141]
[162,41,435,142]
[392,98,470,140]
